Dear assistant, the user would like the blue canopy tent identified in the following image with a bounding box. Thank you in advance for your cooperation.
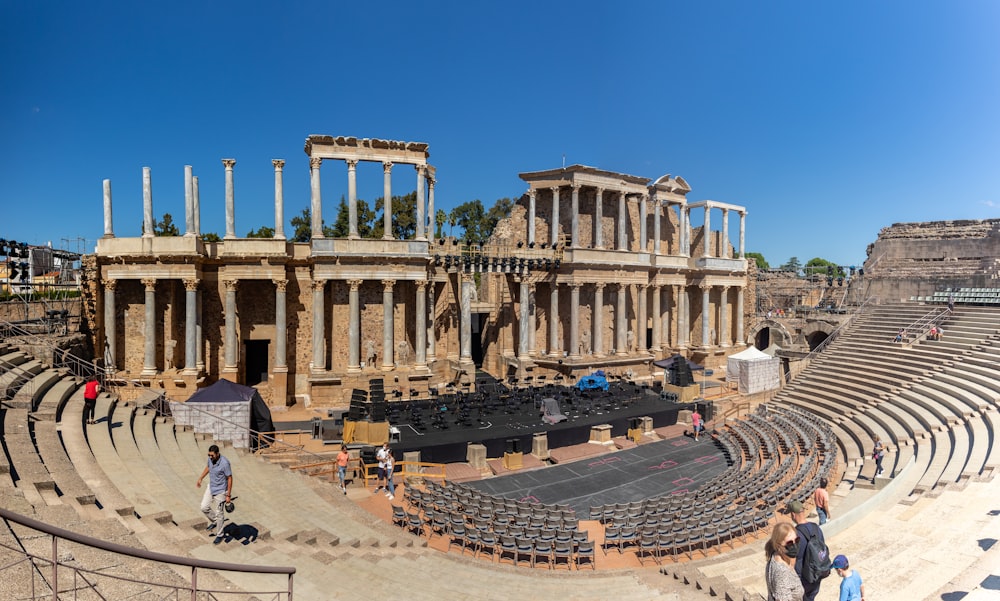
[576,374,609,391]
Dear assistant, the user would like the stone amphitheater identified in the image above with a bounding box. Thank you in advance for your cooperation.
[4,299,1000,600]
[3,223,1000,600]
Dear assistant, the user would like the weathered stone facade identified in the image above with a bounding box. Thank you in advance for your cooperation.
[84,137,752,409]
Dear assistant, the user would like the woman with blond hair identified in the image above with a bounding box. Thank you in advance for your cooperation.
[765,522,805,601]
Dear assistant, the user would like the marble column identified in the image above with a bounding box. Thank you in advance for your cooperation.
[310,157,323,238]
[518,278,530,358]
[527,189,536,245]
[637,284,647,353]
[550,187,560,246]
[548,283,560,356]
[196,285,203,371]
[192,176,200,236]
[103,279,117,371]
[102,180,114,237]
[570,185,580,247]
[347,280,362,372]
[739,211,747,258]
[616,283,627,355]
[666,285,675,349]
[679,207,688,256]
[569,283,581,358]
[415,280,427,367]
[382,162,393,239]
[722,209,730,258]
[274,279,287,368]
[594,188,604,249]
[223,159,236,239]
[720,285,731,347]
[185,165,195,236]
[618,192,628,251]
[460,274,472,362]
[416,165,426,240]
[427,175,436,241]
[427,283,436,361]
[382,279,395,369]
[639,194,648,252]
[141,279,157,376]
[651,285,662,352]
[736,287,746,345]
[527,283,537,356]
[593,283,604,356]
[273,160,286,239]
[700,283,712,349]
[347,159,359,239]
[312,279,326,372]
[703,205,712,258]
[653,195,661,255]
[223,280,239,371]
[142,167,154,238]
[677,284,689,349]
[184,279,198,374]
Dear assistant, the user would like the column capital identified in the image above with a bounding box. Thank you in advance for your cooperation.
[223,279,239,292]
[272,159,285,170]
[382,279,396,290]
[570,183,581,191]
[720,284,731,293]
[382,161,393,173]
[638,283,648,291]
[313,278,328,290]
[102,278,118,291]
[528,188,536,199]
[427,175,436,187]
[141,278,157,291]
[414,164,426,175]
[309,157,323,169]
[273,279,288,292]
[594,282,606,291]
[550,185,561,193]
[569,282,582,290]
[222,158,236,169]
[346,159,358,170]
[415,279,427,290]
[699,282,712,292]
[347,279,363,290]
[183,278,200,291]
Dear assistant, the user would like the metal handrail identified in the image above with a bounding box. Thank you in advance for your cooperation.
[0,506,294,600]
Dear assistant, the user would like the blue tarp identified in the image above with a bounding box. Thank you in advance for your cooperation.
[577,374,609,391]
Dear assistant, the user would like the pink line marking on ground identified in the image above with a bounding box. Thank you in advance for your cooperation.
[672,477,695,487]
[647,460,679,470]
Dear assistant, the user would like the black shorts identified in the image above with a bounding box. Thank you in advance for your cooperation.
[378,467,387,479]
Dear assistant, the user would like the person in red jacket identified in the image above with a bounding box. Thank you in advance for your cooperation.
[83,377,100,425]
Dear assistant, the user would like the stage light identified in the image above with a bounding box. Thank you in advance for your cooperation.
[517,241,524,248]
[438,238,445,246]
[554,259,560,269]
[452,238,459,246]
[528,242,536,249]
[7,261,16,281]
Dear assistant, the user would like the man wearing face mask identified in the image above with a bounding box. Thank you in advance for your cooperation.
[196,444,233,544]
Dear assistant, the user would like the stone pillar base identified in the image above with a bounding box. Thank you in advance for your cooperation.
[502,452,523,470]
[531,433,549,460]
[403,450,423,485]
[589,424,613,445]
[639,416,654,434]
[271,369,289,407]
[467,443,488,473]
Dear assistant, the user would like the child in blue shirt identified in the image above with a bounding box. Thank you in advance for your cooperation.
[832,554,865,601]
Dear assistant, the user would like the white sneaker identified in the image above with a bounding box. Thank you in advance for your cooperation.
[385,491,391,497]
[387,494,394,501]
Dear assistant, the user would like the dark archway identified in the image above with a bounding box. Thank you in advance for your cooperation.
[806,331,829,351]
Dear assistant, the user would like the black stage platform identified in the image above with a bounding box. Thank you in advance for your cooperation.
[280,381,685,464]
[467,435,729,516]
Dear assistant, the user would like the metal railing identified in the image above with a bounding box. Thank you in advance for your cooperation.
[0,507,294,601]
[901,307,950,348]
[803,295,880,360]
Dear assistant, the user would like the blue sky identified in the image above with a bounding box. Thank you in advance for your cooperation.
[2,1,998,266]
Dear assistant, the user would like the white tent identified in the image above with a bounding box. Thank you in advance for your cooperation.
[726,346,781,394]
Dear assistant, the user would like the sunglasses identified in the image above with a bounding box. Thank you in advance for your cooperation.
[784,537,799,550]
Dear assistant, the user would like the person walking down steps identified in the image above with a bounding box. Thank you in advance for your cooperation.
[197,444,233,544]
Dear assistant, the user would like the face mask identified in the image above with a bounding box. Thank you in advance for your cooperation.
[784,542,799,557]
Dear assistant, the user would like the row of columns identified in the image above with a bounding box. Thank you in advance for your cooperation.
[514,281,746,359]
[309,158,436,241]
[103,278,288,377]
[523,186,747,258]
[310,279,434,373]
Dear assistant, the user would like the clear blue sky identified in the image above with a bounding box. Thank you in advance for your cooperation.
[3,1,998,266]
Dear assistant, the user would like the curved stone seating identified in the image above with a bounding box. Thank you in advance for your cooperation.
[0,358,44,398]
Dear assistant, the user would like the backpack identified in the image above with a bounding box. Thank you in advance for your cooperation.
[797,523,832,584]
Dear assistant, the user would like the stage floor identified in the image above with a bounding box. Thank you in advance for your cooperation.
[467,435,729,516]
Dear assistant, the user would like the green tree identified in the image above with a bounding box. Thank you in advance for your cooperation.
[290,208,313,242]
[450,200,488,244]
[202,232,221,242]
[804,257,842,277]
[780,256,802,275]
[247,226,275,238]
[151,213,180,236]
[435,209,448,239]
[485,197,514,239]
[746,252,769,269]
[372,191,416,239]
